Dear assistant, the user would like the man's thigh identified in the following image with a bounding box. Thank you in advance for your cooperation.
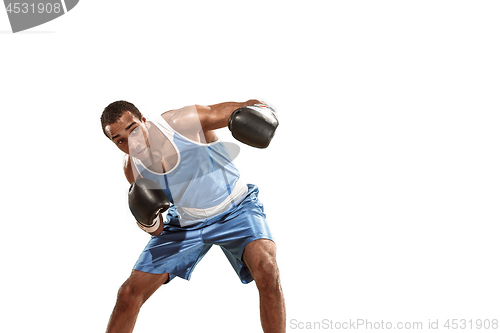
[133,226,209,281]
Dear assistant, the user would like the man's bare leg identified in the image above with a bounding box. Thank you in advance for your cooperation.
[105,270,170,333]
[243,239,286,333]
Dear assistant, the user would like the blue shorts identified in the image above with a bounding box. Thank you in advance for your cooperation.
[133,185,273,284]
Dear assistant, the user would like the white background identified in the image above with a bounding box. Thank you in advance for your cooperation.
[1,1,499,332]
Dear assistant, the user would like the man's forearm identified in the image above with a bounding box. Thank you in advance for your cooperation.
[199,100,262,130]
[210,100,261,117]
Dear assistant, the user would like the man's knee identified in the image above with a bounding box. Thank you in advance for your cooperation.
[253,258,281,292]
[116,271,169,308]
[244,240,281,291]
[116,280,144,308]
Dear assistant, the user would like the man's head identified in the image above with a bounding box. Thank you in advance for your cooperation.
[101,100,150,157]
[101,101,142,137]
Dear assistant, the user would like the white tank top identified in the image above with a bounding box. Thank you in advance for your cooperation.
[132,115,248,227]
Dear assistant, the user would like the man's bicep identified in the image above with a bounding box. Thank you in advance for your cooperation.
[199,102,237,131]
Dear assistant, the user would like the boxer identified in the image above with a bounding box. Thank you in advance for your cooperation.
[100,100,285,333]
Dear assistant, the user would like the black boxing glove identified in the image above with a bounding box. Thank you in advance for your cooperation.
[128,178,170,233]
[228,103,279,149]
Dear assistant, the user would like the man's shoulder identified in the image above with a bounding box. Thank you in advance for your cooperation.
[160,105,207,138]
[161,105,199,124]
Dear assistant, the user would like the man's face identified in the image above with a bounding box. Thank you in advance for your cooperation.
[105,111,150,159]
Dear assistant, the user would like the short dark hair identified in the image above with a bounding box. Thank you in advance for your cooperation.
[101,100,143,138]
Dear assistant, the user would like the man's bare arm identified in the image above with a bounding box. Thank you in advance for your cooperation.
[196,99,262,131]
